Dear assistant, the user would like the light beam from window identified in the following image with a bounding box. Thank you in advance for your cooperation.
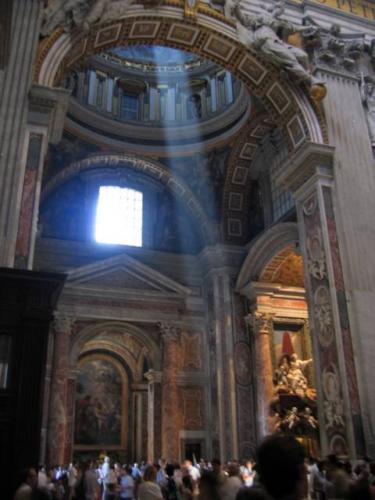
[95,186,143,246]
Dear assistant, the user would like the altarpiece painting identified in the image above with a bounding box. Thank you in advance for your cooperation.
[74,356,127,449]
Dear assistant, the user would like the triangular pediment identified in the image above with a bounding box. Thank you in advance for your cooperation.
[65,253,191,297]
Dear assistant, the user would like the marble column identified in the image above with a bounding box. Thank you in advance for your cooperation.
[279,143,364,458]
[0,0,42,267]
[160,323,182,462]
[40,325,55,465]
[145,370,162,462]
[47,313,75,465]
[133,390,146,463]
[204,261,240,462]
[64,371,78,464]
[247,312,274,438]
[317,68,375,456]
[14,84,70,269]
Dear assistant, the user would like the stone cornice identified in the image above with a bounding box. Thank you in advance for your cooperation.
[276,142,335,195]
[29,84,71,144]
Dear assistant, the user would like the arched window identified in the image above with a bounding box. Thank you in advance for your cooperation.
[95,186,143,246]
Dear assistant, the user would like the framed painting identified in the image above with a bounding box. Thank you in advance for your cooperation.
[74,354,128,451]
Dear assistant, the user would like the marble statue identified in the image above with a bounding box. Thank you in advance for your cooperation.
[273,353,314,399]
[285,406,300,429]
[273,353,290,392]
[41,0,135,36]
[302,407,318,428]
[361,76,375,147]
[232,0,322,87]
[287,353,312,398]
[41,0,88,35]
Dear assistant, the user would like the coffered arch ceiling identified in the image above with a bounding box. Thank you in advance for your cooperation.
[36,8,326,145]
[36,4,328,246]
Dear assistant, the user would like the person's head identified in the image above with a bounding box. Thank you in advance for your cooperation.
[244,460,253,470]
[19,468,38,488]
[256,435,307,500]
[198,471,221,500]
[183,459,192,469]
[235,489,270,500]
[227,462,240,477]
[143,465,157,482]
[211,458,221,474]
[165,463,175,478]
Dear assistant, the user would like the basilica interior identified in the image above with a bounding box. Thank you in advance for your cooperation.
[1,0,375,498]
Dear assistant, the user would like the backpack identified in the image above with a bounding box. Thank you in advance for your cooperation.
[165,478,181,500]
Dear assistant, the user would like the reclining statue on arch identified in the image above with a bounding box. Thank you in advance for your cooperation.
[232,0,324,88]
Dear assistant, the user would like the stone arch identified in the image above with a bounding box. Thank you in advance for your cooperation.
[35,6,327,151]
[70,320,162,371]
[80,340,141,380]
[236,222,300,290]
[41,152,218,246]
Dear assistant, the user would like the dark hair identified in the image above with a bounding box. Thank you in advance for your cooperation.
[166,463,175,477]
[235,488,270,500]
[143,465,157,482]
[256,434,306,499]
[182,475,193,491]
[198,471,221,500]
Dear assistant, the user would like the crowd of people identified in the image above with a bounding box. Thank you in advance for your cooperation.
[14,435,375,500]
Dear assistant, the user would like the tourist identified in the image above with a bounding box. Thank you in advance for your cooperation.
[197,471,221,500]
[180,475,194,500]
[137,465,163,500]
[120,465,135,500]
[68,462,79,500]
[251,434,308,499]
[14,468,38,500]
[220,463,242,500]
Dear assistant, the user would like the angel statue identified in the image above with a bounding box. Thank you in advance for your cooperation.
[232,0,323,87]
[41,0,136,36]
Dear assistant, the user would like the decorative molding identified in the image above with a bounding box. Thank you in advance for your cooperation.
[276,142,335,196]
[65,252,192,297]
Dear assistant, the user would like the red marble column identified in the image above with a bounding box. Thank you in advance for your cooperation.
[14,133,45,269]
[47,314,75,466]
[250,312,274,438]
[160,324,182,462]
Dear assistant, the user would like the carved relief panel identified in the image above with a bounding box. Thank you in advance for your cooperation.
[301,191,349,454]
